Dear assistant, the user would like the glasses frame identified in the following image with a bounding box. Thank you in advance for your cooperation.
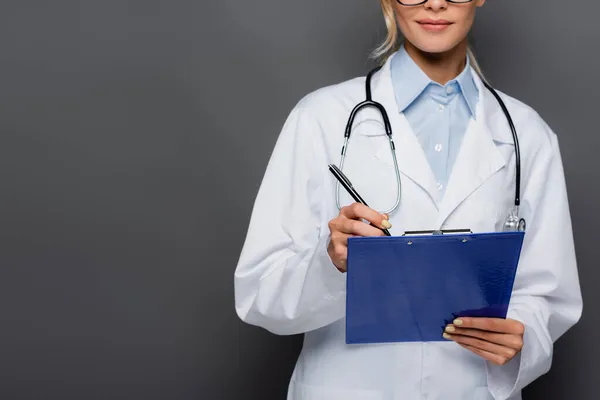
[397,0,474,5]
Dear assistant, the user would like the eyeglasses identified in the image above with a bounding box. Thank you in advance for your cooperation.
[397,0,474,5]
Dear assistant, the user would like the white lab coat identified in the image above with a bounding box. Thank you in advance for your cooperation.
[234,53,582,400]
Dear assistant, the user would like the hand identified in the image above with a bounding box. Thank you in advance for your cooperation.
[327,203,391,272]
[443,317,524,366]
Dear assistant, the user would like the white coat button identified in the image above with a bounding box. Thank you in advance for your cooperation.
[437,104,445,112]
[434,144,443,152]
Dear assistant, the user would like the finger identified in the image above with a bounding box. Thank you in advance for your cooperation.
[335,258,346,272]
[328,229,361,245]
[455,342,510,366]
[452,317,524,335]
[341,203,390,229]
[338,217,386,237]
[327,233,349,271]
[329,229,350,247]
[445,326,523,350]
[444,332,519,361]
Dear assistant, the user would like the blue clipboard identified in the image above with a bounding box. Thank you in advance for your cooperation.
[345,230,525,344]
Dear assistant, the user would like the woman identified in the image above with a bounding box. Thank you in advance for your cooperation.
[234,0,582,398]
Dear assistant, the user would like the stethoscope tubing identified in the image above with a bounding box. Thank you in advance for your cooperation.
[336,66,522,217]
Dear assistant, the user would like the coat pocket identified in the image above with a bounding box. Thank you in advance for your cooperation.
[288,380,383,400]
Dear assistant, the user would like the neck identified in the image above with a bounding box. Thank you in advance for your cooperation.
[403,40,469,85]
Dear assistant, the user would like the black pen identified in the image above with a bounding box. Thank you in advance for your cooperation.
[328,164,391,236]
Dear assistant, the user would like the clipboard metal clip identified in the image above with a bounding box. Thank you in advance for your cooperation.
[402,229,473,236]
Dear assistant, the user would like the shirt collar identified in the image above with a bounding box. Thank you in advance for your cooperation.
[390,44,479,119]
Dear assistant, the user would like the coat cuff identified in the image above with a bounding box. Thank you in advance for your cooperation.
[486,307,553,399]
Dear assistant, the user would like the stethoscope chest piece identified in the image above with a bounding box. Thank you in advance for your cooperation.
[502,206,526,233]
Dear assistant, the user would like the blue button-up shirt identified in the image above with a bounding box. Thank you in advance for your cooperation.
[390,45,479,198]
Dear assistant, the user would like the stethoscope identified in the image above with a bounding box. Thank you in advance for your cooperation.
[335,66,526,232]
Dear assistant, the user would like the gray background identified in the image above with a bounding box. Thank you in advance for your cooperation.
[0,1,595,399]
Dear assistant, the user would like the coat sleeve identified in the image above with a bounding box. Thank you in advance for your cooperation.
[486,122,583,399]
[233,99,346,335]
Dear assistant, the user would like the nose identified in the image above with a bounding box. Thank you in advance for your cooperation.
[424,0,448,11]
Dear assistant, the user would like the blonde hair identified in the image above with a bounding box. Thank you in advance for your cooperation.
[372,0,484,78]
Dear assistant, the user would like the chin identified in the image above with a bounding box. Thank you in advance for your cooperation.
[407,33,464,55]
[412,40,460,55]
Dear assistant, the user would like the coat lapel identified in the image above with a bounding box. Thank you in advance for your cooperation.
[355,56,515,222]
[367,57,441,207]
[435,72,511,227]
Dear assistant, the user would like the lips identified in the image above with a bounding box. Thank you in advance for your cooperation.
[418,19,452,25]
[417,19,453,32]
